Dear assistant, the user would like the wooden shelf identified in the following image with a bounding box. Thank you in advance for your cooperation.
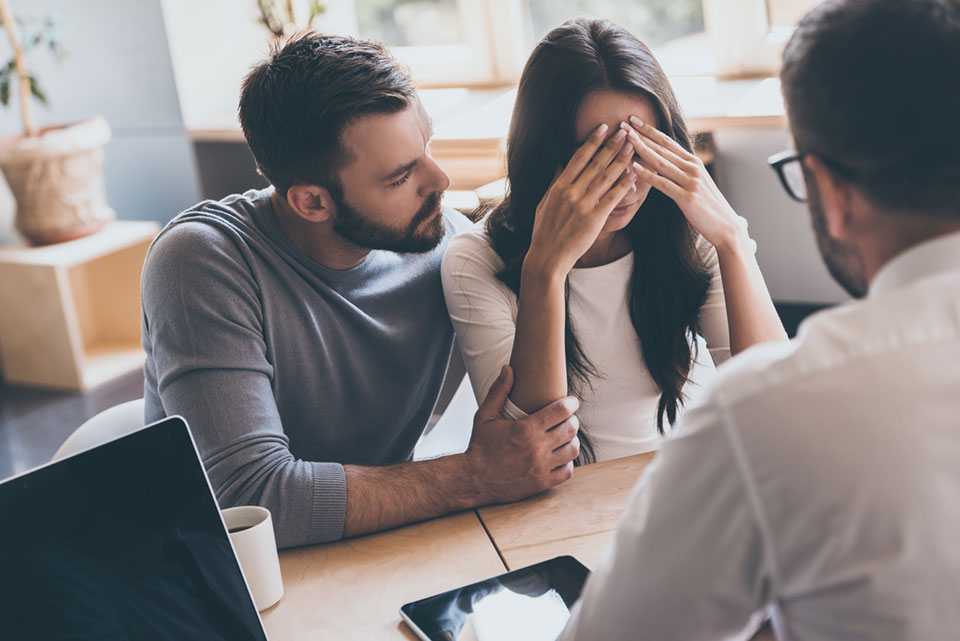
[0,221,160,390]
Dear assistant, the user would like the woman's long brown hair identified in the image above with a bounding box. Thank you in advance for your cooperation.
[485,18,711,463]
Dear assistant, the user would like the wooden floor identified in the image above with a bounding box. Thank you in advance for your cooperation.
[0,303,826,482]
[0,370,144,480]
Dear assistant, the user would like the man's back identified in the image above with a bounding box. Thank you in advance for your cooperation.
[562,232,960,640]
[720,232,960,637]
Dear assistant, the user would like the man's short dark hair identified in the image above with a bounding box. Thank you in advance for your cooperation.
[238,32,415,198]
[781,0,960,214]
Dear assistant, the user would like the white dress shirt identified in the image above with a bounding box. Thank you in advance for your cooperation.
[441,221,731,461]
[560,230,960,641]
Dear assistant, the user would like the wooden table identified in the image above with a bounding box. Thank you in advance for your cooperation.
[261,511,505,641]
[477,453,656,570]
[261,452,774,640]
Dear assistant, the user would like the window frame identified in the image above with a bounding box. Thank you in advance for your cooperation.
[376,0,819,87]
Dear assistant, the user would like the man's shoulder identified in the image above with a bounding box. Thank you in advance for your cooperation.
[150,190,271,262]
[144,190,274,292]
[704,290,944,412]
[702,304,856,411]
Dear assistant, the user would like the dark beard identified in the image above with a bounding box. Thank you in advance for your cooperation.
[332,191,445,253]
[807,178,868,299]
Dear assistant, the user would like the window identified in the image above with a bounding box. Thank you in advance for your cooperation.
[161,0,824,133]
[352,0,507,85]
[767,0,822,29]
[703,0,825,76]
[525,0,705,50]
[350,0,825,85]
[351,0,712,84]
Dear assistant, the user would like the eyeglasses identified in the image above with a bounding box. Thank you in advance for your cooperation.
[768,150,863,203]
[767,150,808,203]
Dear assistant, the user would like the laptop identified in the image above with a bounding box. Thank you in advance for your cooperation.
[0,416,269,641]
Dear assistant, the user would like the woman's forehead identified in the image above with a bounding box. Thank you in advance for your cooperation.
[574,89,658,141]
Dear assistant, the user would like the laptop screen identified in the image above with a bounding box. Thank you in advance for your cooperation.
[0,416,268,641]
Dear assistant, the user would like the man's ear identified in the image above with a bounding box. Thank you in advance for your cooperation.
[286,184,337,223]
[804,155,857,241]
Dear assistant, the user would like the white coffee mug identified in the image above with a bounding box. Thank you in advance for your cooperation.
[221,505,284,611]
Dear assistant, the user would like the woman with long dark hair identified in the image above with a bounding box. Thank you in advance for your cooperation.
[441,18,787,463]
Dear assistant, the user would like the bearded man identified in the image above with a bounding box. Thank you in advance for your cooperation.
[141,33,580,549]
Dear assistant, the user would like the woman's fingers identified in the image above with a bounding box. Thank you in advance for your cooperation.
[631,161,687,203]
[596,164,640,211]
[584,135,636,203]
[629,138,692,190]
[555,123,609,185]
[629,115,700,164]
[624,125,698,184]
[569,126,629,189]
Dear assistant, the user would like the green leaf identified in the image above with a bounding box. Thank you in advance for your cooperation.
[28,76,47,104]
[307,1,326,26]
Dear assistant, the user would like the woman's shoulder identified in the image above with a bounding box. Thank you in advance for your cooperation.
[442,218,504,276]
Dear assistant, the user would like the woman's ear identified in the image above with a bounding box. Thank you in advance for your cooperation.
[286,184,337,223]
[804,155,856,242]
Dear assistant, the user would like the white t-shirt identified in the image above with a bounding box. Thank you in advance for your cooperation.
[440,220,732,461]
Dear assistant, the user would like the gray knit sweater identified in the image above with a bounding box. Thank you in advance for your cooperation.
[141,188,467,548]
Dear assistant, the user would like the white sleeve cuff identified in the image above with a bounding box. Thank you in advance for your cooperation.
[501,397,531,420]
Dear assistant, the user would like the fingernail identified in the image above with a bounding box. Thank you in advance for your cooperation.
[620,142,634,156]
[630,116,644,127]
[612,128,626,142]
[632,161,644,172]
[594,123,608,138]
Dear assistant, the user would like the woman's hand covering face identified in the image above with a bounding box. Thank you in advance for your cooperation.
[624,116,754,255]
[526,123,640,275]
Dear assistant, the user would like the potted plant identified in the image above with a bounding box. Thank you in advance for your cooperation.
[0,0,114,246]
[257,0,326,39]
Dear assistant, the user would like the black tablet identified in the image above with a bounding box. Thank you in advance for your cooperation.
[400,555,590,641]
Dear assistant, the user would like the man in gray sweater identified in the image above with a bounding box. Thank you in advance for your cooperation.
[141,34,581,549]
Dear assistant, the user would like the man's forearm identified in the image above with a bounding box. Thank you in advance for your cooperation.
[342,453,483,538]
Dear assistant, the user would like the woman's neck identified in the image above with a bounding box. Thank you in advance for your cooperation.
[576,230,631,268]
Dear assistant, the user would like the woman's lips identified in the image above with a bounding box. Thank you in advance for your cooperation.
[610,201,638,217]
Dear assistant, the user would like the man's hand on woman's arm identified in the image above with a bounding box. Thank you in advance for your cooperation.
[342,365,580,537]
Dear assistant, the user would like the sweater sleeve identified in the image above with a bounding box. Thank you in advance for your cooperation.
[142,222,346,548]
[440,230,520,404]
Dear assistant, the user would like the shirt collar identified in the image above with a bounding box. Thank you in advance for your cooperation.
[869,229,960,297]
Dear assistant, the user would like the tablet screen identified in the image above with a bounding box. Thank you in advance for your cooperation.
[401,555,589,641]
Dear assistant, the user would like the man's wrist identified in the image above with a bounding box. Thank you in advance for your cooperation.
[441,452,488,510]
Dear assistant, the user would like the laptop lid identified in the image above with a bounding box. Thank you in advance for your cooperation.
[0,416,269,641]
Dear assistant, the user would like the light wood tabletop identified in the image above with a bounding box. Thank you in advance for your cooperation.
[477,452,657,571]
[258,453,776,639]
[260,510,506,641]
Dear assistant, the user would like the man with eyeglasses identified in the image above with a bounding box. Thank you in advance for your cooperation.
[560,0,960,639]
